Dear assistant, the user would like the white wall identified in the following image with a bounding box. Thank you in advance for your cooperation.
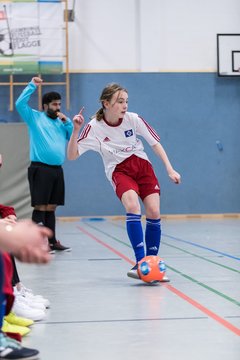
[67,0,240,72]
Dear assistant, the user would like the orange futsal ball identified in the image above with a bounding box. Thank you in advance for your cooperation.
[137,255,166,283]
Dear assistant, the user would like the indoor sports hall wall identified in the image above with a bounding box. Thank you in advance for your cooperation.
[0,0,240,217]
[0,72,240,217]
[67,0,240,73]
[62,72,240,217]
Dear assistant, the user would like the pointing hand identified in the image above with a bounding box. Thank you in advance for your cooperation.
[73,107,85,129]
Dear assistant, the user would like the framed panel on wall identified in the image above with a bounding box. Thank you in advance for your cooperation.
[217,34,240,77]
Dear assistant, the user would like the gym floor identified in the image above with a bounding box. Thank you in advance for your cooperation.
[18,216,240,360]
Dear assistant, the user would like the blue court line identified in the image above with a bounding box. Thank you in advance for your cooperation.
[162,233,240,261]
[107,220,240,261]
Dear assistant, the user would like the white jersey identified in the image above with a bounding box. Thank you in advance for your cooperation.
[77,111,160,183]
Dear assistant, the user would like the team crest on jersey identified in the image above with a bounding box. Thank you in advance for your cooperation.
[124,129,133,137]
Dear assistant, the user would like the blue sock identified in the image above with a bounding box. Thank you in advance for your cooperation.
[0,295,6,328]
[145,218,161,256]
[126,213,145,263]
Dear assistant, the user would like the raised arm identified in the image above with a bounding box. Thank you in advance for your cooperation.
[152,142,181,184]
[67,107,85,160]
[15,77,42,122]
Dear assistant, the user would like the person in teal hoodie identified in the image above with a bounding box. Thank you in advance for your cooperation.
[16,77,73,252]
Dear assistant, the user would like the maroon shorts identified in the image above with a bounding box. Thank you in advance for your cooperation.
[112,155,160,201]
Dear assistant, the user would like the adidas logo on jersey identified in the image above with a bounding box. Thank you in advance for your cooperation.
[103,137,111,142]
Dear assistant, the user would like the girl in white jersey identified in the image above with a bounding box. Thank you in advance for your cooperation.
[68,83,181,281]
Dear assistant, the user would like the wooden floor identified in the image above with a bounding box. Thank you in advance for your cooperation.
[17,217,240,360]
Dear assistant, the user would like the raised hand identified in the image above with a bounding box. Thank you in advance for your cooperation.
[32,77,43,86]
[73,107,85,130]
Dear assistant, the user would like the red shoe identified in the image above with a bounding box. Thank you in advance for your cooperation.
[4,332,22,343]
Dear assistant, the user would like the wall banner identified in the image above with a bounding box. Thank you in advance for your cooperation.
[0,0,63,74]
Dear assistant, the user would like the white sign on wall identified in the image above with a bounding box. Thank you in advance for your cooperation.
[0,0,63,74]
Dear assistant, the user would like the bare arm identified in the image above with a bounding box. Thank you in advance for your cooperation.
[67,108,85,160]
[0,220,52,264]
[152,142,181,184]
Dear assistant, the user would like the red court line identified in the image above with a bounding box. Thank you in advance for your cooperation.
[165,284,240,336]
[77,225,240,337]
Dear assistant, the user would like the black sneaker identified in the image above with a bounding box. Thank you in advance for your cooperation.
[49,240,72,252]
[127,264,140,279]
[0,332,39,359]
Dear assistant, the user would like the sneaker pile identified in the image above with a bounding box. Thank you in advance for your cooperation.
[16,286,50,309]
[2,320,30,337]
[0,331,39,359]
[12,295,46,322]
[12,284,50,322]
[49,240,71,252]
[4,312,33,327]
[2,312,34,339]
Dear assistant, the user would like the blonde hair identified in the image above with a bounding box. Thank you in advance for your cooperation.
[92,83,128,121]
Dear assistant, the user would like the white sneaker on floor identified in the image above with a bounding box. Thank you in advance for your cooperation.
[127,264,140,279]
[13,288,46,311]
[17,284,50,308]
[13,297,46,321]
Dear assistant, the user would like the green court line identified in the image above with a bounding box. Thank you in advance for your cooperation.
[161,241,240,274]
[85,221,240,307]
[85,222,132,248]
[166,264,240,307]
